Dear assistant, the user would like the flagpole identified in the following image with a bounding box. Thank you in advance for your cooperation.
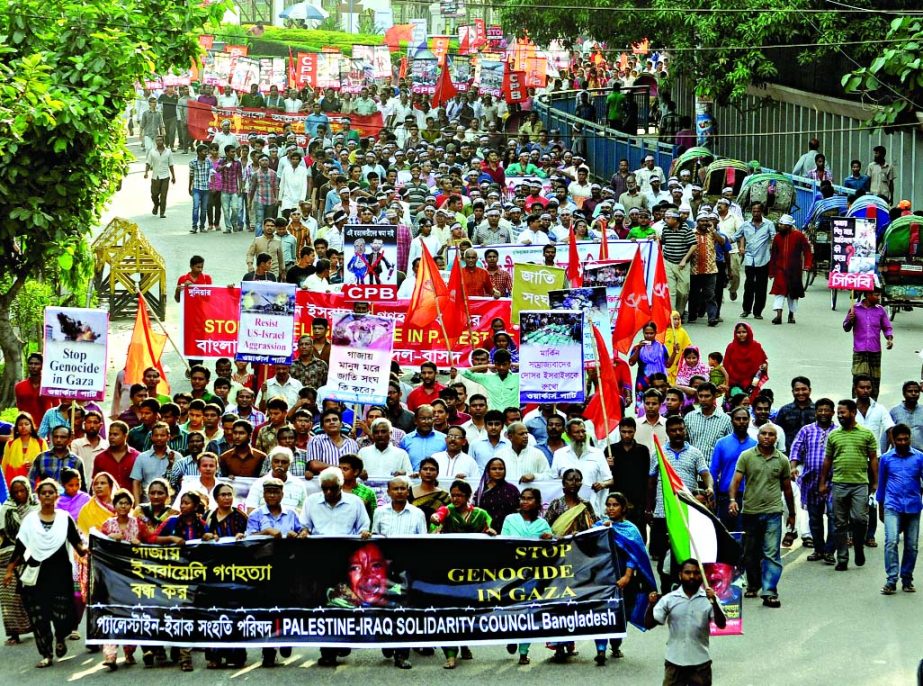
[137,290,191,372]
[590,331,613,456]
[456,245,476,350]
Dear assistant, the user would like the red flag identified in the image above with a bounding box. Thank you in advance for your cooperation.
[385,24,414,52]
[650,249,672,332]
[288,47,295,89]
[612,248,652,354]
[444,251,469,343]
[124,294,170,394]
[502,64,527,104]
[432,62,458,108]
[584,325,624,440]
[398,56,408,79]
[406,244,466,347]
[567,228,582,287]
[459,26,471,55]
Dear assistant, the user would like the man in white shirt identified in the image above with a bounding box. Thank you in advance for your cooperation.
[246,447,308,513]
[358,419,412,477]
[644,177,671,208]
[217,84,239,108]
[634,155,666,193]
[551,418,612,514]
[432,425,481,481]
[369,475,427,536]
[211,119,239,152]
[144,135,175,218]
[517,213,551,246]
[493,423,552,484]
[283,88,303,113]
[258,364,303,410]
[278,149,309,214]
[70,410,109,477]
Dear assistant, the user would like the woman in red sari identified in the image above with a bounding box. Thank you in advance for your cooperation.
[768,214,812,325]
[723,322,768,400]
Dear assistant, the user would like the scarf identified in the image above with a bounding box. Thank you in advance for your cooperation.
[0,477,38,543]
[723,322,768,389]
[676,345,711,386]
[17,510,70,562]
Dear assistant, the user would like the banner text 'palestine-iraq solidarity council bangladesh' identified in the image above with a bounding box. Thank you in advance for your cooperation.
[88,530,625,648]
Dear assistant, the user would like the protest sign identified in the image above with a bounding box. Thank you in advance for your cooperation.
[180,287,510,367]
[582,260,631,329]
[342,224,398,300]
[316,53,341,89]
[230,57,260,92]
[829,217,878,291]
[88,529,623,648]
[706,562,744,636]
[411,57,438,94]
[503,67,528,104]
[235,282,297,365]
[450,55,472,91]
[511,263,566,319]
[327,313,395,404]
[477,59,504,97]
[548,287,612,367]
[40,307,108,401]
[486,24,503,51]
[519,310,585,403]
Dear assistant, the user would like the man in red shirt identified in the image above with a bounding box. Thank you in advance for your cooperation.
[14,353,57,426]
[461,249,499,298]
[406,362,445,412]
[92,421,139,490]
[174,254,213,303]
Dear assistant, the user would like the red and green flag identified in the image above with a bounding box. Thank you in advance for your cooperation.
[653,435,742,566]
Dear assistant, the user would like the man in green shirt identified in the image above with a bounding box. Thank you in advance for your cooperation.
[339,454,377,518]
[459,349,520,411]
[728,424,795,608]
[240,84,266,108]
[605,83,625,131]
[819,398,879,571]
[626,209,657,240]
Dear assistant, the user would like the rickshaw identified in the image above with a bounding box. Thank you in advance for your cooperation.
[802,195,848,287]
[702,159,752,200]
[847,195,892,240]
[736,173,797,222]
[668,146,714,183]
[879,214,923,319]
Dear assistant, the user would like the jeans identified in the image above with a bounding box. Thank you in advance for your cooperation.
[716,492,742,533]
[806,498,836,554]
[207,190,222,227]
[663,660,712,686]
[883,509,920,586]
[688,273,718,323]
[221,192,241,231]
[715,260,727,317]
[833,482,868,564]
[252,203,277,236]
[742,512,783,596]
[150,178,169,214]
[238,193,248,231]
[742,264,769,316]
[190,188,208,229]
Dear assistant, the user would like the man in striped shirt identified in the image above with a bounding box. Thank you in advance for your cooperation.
[188,145,212,233]
[790,399,837,562]
[683,383,732,465]
[306,409,359,467]
[660,209,697,317]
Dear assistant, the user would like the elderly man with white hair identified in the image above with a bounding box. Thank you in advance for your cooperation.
[493,422,553,484]
[245,446,308,513]
[358,418,412,478]
[551,418,612,514]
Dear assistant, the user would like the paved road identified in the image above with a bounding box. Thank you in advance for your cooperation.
[4,143,910,684]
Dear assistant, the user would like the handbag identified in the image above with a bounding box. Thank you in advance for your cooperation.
[17,550,40,587]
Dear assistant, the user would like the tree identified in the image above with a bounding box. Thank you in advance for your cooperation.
[0,0,224,406]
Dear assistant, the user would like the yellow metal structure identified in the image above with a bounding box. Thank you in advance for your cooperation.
[91,218,166,319]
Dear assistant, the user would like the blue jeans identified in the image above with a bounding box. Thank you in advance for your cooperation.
[190,188,208,229]
[251,203,277,236]
[742,512,783,596]
[221,192,241,231]
[806,499,836,554]
[883,509,920,586]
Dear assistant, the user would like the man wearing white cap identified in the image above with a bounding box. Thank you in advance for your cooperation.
[689,212,726,326]
[661,209,697,316]
[721,186,743,219]
[768,214,812,324]
[644,176,671,208]
[634,154,666,193]
[716,197,743,301]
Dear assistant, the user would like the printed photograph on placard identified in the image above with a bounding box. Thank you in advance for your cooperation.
[518,309,585,403]
[41,307,109,400]
[548,286,612,365]
[45,308,108,343]
[331,313,393,351]
[343,224,398,286]
[239,282,296,315]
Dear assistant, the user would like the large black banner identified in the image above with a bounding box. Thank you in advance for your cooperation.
[88,530,624,648]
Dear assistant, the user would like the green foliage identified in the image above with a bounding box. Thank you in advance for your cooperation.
[842,17,923,126]
[253,26,387,57]
[207,21,251,47]
[0,406,18,424]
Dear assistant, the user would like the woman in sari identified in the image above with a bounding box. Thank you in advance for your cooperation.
[500,488,552,665]
[56,468,90,522]
[2,479,88,668]
[202,482,248,669]
[2,413,46,488]
[0,477,37,644]
[657,310,692,384]
[99,490,140,670]
[592,492,656,666]
[723,322,769,399]
[543,468,597,663]
[629,322,677,414]
[431,480,496,669]
[474,458,520,534]
[674,346,712,407]
[74,471,117,639]
[410,457,450,523]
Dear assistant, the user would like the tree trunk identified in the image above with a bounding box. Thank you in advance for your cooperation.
[0,279,26,409]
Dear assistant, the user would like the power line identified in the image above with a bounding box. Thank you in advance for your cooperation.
[396,0,923,14]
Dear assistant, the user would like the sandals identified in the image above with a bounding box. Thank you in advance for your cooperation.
[55,641,67,658]
[104,660,118,672]
[181,662,194,672]
[5,636,21,646]
[518,655,530,665]
[594,651,607,666]
[781,531,797,548]
[36,657,53,668]
[744,590,759,598]
[443,657,457,669]
[762,596,782,608]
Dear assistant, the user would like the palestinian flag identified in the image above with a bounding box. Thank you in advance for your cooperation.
[654,436,742,566]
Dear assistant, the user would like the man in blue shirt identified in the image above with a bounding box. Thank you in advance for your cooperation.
[304,102,329,138]
[876,423,923,594]
[843,159,871,195]
[732,201,776,319]
[399,405,446,470]
[710,407,756,531]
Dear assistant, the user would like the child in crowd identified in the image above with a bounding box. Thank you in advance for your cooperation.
[708,352,729,397]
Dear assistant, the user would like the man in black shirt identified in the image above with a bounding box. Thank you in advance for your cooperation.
[158,85,179,150]
[242,253,277,282]
[286,246,316,288]
[605,417,653,542]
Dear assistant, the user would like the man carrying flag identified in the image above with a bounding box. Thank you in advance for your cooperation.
[728,424,796,608]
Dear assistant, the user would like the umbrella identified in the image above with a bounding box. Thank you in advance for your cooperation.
[280,2,328,21]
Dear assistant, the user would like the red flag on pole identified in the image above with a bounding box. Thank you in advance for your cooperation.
[649,249,672,332]
[567,227,583,287]
[124,294,170,394]
[584,325,624,440]
[406,243,448,328]
[288,47,295,89]
[444,252,469,343]
[432,62,459,108]
[612,248,652,353]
